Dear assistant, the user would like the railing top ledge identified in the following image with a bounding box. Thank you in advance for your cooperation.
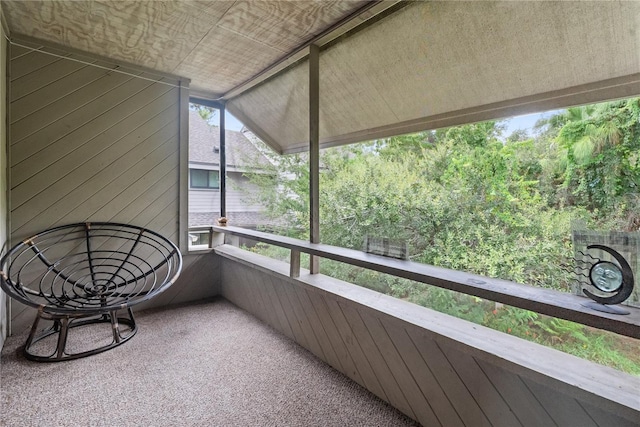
[211,225,640,339]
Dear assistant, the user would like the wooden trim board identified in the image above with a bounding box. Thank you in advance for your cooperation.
[212,226,640,339]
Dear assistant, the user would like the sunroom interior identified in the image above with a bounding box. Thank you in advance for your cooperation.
[1,1,639,426]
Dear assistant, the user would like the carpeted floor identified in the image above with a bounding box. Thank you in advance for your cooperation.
[1,298,420,426]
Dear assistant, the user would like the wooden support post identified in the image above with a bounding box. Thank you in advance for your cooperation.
[309,44,320,274]
[178,81,190,252]
[210,230,225,248]
[220,103,227,218]
[290,250,301,278]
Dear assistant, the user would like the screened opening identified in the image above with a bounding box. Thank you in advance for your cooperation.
[189,231,210,247]
[188,100,275,249]
[238,97,640,374]
[188,101,222,250]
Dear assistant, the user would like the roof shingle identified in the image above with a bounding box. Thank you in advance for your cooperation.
[189,109,271,170]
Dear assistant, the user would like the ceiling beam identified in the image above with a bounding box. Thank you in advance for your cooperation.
[309,44,320,274]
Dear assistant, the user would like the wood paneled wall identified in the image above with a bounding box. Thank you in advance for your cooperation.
[218,246,640,427]
[7,38,189,333]
[0,8,8,350]
[136,252,220,313]
[9,41,184,243]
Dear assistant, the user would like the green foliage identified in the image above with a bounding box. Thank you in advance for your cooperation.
[484,306,640,375]
[189,104,217,124]
[552,100,640,221]
[245,152,311,237]
[411,287,488,325]
[321,259,412,296]
[243,97,640,374]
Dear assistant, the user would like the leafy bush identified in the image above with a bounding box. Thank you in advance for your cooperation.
[243,101,640,375]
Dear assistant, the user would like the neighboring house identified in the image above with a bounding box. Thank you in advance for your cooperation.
[189,109,271,229]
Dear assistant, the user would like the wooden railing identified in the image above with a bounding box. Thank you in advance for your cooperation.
[192,225,640,339]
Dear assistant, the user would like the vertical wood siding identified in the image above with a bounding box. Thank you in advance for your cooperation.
[7,40,187,332]
[218,250,640,427]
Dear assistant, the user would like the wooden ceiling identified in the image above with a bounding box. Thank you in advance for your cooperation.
[2,0,372,97]
[3,1,640,154]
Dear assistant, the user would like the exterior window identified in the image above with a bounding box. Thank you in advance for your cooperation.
[190,169,219,189]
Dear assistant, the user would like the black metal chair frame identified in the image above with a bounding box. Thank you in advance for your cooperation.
[0,222,182,362]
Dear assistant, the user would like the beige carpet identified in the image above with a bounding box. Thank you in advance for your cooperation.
[1,298,420,426]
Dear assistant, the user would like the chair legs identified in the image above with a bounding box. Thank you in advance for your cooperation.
[23,308,137,362]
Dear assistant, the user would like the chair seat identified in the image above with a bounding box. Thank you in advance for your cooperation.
[0,222,182,362]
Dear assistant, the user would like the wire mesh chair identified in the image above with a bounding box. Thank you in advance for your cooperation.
[0,222,182,362]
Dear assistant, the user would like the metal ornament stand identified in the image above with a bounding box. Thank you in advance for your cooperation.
[0,222,182,362]
[24,307,137,362]
[579,245,635,315]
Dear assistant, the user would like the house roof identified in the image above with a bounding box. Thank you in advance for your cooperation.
[189,109,271,170]
[4,1,640,154]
